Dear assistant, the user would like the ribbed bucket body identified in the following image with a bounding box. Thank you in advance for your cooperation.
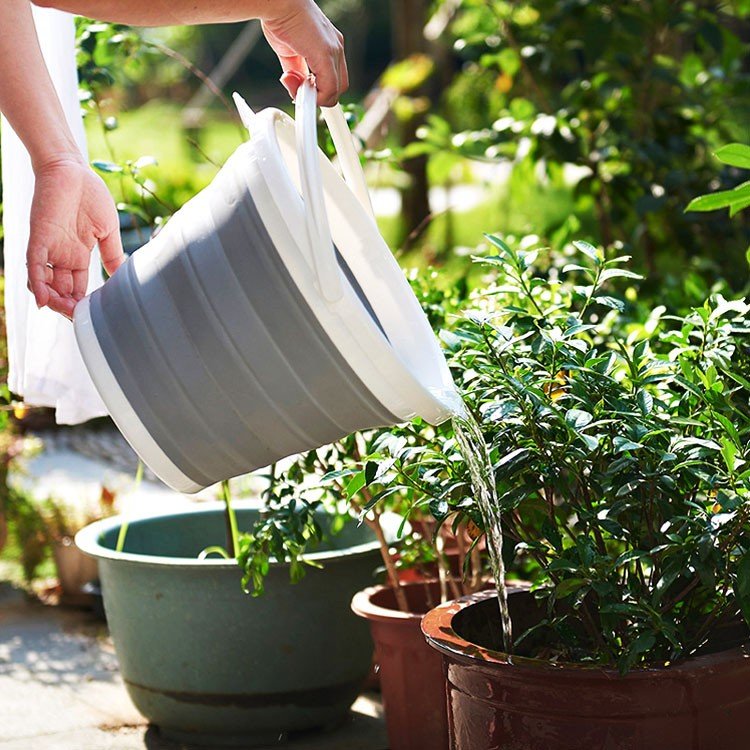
[83,145,396,490]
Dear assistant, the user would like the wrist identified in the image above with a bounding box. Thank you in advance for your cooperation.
[30,139,86,173]
[257,0,306,22]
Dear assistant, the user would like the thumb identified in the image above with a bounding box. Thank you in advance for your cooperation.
[281,70,307,100]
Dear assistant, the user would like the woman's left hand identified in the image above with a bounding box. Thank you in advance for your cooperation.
[26,154,125,319]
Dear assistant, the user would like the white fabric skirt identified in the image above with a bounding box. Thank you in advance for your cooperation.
[1,7,107,424]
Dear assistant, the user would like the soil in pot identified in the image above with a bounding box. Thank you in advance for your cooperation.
[423,589,750,750]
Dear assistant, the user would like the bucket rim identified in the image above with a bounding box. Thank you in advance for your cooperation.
[75,501,402,568]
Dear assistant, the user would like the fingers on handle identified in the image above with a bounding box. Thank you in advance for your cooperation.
[281,70,307,99]
[335,28,349,98]
[277,48,308,98]
[26,260,50,309]
[99,228,125,277]
[309,53,341,108]
[310,45,347,106]
[45,288,76,320]
[338,54,350,97]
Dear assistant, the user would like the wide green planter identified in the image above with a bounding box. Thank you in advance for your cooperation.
[76,503,384,746]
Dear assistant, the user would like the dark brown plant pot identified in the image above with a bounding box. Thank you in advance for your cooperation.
[422,589,750,750]
[352,580,450,750]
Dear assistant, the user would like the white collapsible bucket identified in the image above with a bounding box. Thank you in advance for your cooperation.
[74,80,459,493]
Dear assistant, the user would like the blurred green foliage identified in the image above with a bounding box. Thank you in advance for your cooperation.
[407,0,750,284]
[75,19,245,228]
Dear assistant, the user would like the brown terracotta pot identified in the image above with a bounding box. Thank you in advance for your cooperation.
[422,589,750,750]
[53,537,99,596]
[352,580,450,750]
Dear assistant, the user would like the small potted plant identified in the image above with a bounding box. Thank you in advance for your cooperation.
[76,460,397,746]
[383,237,750,749]
[42,487,117,601]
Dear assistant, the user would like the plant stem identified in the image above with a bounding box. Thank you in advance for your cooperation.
[144,41,245,139]
[221,480,239,558]
[349,438,410,611]
[364,511,410,611]
[116,461,142,553]
[455,521,470,594]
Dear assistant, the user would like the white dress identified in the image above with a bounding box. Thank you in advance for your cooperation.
[1,7,107,424]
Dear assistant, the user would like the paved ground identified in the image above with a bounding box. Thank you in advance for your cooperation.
[2,432,388,749]
[0,584,388,750]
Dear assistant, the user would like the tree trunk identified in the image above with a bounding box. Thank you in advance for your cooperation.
[390,0,431,239]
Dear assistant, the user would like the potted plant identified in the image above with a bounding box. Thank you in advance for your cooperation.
[336,275,495,750]
[378,236,750,749]
[41,486,116,601]
[76,463,398,747]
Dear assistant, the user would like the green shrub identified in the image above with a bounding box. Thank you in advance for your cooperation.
[414,0,750,281]
[368,237,750,670]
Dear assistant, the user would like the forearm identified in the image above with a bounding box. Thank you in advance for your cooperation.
[0,0,81,169]
[31,0,296,26]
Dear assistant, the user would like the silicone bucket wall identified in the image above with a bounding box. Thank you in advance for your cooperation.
[77,507,380,743]
[85,146,396,490]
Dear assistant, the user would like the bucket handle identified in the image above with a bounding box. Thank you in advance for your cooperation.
[295,78,374,304]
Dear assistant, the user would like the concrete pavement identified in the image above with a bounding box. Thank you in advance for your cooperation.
[0,584,388,750]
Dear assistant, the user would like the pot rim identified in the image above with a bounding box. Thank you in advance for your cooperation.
[351,580,444,623]
[76,502,393,569]
[421,589,750,678]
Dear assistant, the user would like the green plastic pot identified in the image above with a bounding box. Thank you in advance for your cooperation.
[76,503,385,747]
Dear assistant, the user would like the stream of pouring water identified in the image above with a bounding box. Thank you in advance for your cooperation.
[453,414,513,655]
[435,389,513,654]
